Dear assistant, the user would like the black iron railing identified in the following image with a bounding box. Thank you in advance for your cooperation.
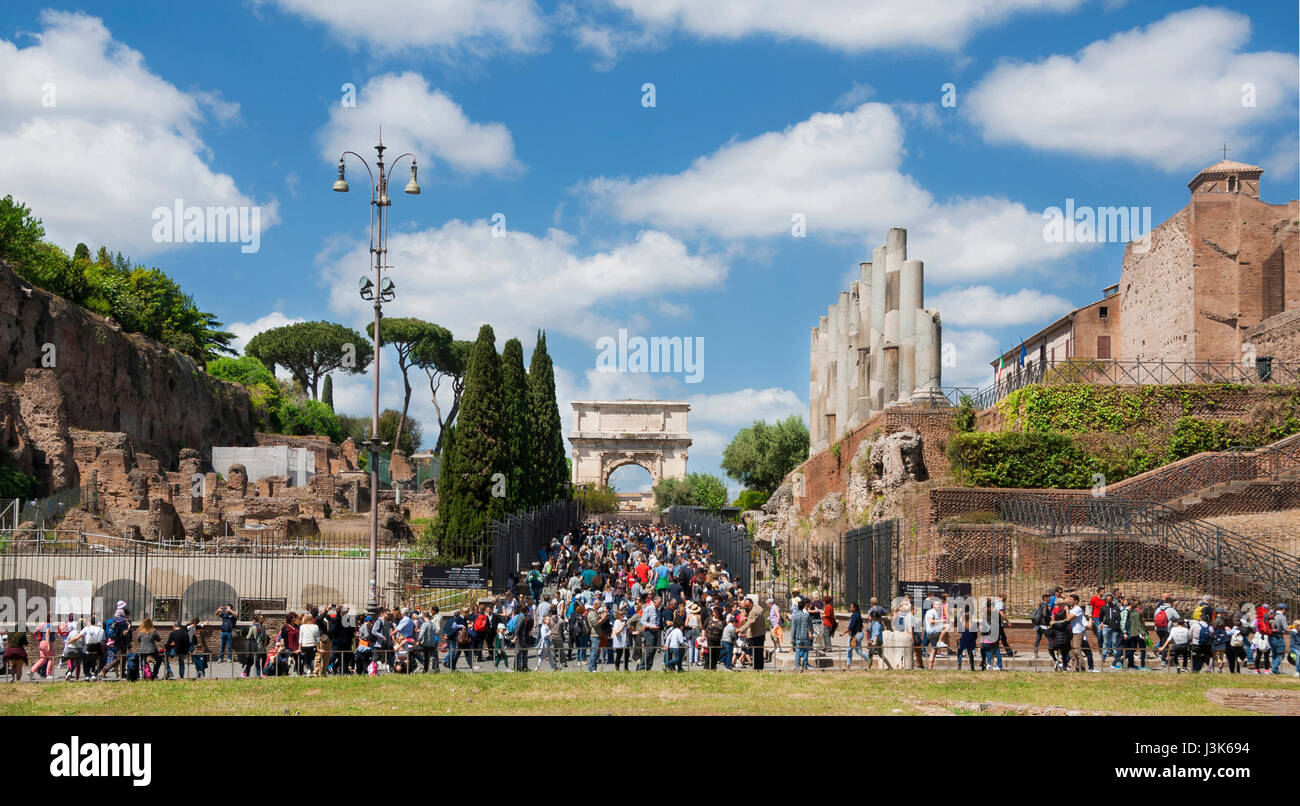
[998,493,1300,605]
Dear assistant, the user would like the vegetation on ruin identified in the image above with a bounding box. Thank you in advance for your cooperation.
[720,415,809,494]
[1,669,1292,717]
[0,457,37,499]
[0,196,235,363]
[948,384,1300,489]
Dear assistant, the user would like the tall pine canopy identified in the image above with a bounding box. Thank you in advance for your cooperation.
[499,338,532,513]
[527,330,569,505]
[435,324,506,539]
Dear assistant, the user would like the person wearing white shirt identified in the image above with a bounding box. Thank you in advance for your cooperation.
[535,617,558,670]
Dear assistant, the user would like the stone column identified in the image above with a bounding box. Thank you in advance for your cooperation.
[869,250,887,413]
[898,258,923,402]
[911,309,942,404]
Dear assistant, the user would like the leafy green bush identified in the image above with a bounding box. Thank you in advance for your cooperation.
[946,431,1096,489]
[954,395,976,433]
[0,463,37,499]
[734,489,770,511]
[275,397,343,442]
[575,484,619,514]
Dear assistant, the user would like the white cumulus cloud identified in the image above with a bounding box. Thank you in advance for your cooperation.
[259,0,547,57]
[319,219,728,345]
[319,72,519,176]
[584,102,1092,281]
[966,7,1299,171]
[930,285,1074,327]
[573,0,1084,62]
[0,11,278,255]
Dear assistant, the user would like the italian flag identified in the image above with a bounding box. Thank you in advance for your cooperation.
[996,355,1004,383]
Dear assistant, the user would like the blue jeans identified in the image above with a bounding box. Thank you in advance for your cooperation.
[721,641,733,669]
[164,653,187,678]
[794,645,810,669]
[576,634,589,662]
[665,647,683,671]
[587,637,600,671]
[218,631,232,662]
[1270,636,1286,673]
[981,645,1002,669]
[846,632,870,666]
[1100,625,1113,659]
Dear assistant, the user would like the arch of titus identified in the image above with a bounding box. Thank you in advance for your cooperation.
[810,227,943,454]
[570,400,690,487]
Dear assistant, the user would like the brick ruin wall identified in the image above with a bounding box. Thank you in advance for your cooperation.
[798,407,955,516]
[1245,309,1300,364]
[1119,208,1195,361]
[0,259,255,473]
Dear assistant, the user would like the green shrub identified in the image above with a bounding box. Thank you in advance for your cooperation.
[0,463,37,499]
[275,397,342,442]
[734,489,770,511]
[945,430,1096,489]
[575,484,619,514]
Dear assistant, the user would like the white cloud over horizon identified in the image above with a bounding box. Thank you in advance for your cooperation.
[0,11,279,255]
[966,7,1299,172]
[318,219,728,345]
[583,102,1096,281]
[931,285,1074,328]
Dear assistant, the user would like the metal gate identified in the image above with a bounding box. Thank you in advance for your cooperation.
[844,519,897,607]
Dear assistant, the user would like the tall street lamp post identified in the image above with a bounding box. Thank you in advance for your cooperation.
[332,132,421,615]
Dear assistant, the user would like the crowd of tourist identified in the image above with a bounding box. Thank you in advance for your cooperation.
[3,521,1298,680]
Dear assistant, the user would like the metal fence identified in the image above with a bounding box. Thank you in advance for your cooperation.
[664,506,752,591]
[3,483,100,531]
[945,359,1300,411]
[997,493,1300,611]
[488,499,584,592]
[0,532,407,624]
[844,519,897,608]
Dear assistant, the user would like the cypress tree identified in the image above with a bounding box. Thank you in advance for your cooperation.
[321,374,334,410]
[527,330,569,504]
[433,422,458,549]
[438,324,506,540]
[499,338,532,514]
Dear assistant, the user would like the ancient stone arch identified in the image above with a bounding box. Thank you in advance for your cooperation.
[570,400,690,488]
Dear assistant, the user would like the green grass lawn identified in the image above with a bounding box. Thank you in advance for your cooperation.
[2,671,1296,716]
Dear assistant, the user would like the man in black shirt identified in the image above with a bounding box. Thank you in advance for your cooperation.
[164,621,191,679]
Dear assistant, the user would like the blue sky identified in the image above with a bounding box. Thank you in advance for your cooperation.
[1,1,1296,494]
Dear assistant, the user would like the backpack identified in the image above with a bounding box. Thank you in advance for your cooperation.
[1154,606,1169,631]
[457,627,471,647]
[1031,603,1050,627]
[1229,631,1243,647]
[1194,622,1212,649]
[473,614,489,633]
